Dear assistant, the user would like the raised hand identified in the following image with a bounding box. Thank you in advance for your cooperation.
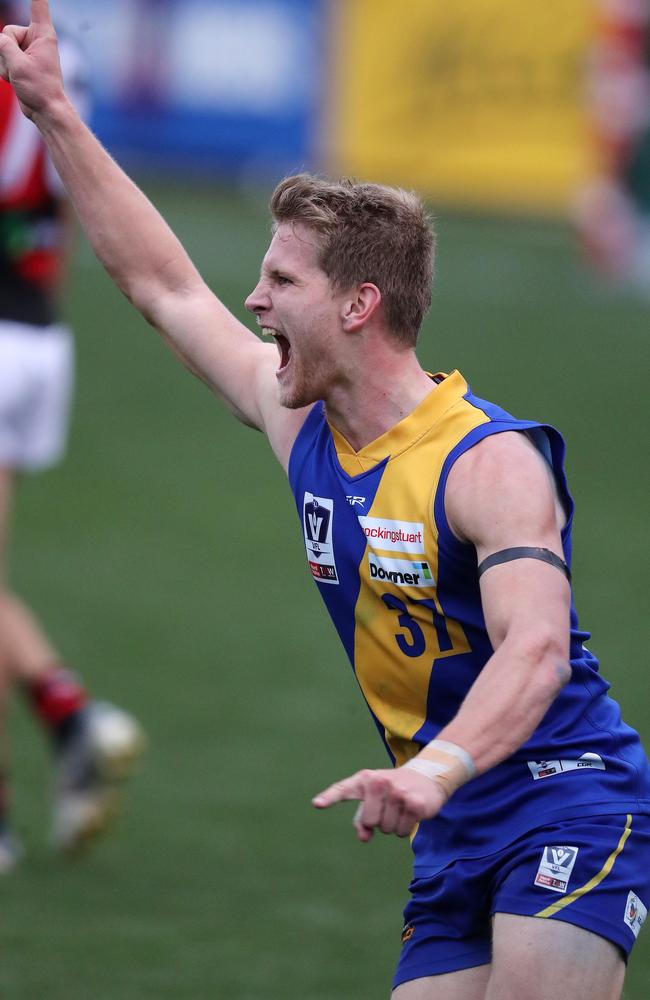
[0,0,64,120]
[312,765,448,842]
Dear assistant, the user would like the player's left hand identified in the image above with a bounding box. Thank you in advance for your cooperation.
[312,766,448,842]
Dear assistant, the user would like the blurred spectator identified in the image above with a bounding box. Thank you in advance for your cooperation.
[575,0,650,288]
[0,0,143,869]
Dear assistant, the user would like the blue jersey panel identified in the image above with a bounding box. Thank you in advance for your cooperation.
[288,402,393,747]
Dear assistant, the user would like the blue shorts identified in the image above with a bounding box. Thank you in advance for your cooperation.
[394,813,650,989]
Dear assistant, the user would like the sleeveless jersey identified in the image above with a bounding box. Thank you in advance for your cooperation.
[288,370,650,872]
[0,31,89,326]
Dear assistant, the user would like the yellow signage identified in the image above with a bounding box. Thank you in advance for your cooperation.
[329,0,593,214]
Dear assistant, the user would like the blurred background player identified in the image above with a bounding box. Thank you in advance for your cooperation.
[0,0,143,870]
[575,0,650,288]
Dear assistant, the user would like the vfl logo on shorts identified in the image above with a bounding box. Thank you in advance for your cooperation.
[624,891,647,938]
[303,493,339,585]
[534,845,579,893]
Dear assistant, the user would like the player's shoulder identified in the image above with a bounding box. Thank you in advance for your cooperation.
[446,430,557,541]
[452,428,545,484]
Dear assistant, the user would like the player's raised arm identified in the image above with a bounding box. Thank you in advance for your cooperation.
[0,1,297,458]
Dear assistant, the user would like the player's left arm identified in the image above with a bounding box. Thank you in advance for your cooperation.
[313,430,572,841]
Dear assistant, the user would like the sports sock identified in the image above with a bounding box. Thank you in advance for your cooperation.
[23,666,89,746]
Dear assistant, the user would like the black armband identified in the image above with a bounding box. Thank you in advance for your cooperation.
[477,547,571,583]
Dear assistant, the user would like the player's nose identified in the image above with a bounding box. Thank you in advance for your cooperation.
[244,280,270,314]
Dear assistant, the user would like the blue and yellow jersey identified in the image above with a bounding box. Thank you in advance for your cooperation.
[288,370,650,872]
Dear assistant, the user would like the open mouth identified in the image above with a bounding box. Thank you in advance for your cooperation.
[275,334,291,371]
[263,328,292,372]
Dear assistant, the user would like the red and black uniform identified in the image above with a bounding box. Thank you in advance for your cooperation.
[0,76,62,324]
[0,24,89,325]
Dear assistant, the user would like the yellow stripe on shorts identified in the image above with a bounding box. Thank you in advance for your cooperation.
[535,814,633,919]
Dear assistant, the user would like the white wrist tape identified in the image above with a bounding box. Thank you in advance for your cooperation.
[403,740,476,798]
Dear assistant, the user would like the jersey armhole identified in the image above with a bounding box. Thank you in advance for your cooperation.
[433,420,575,560]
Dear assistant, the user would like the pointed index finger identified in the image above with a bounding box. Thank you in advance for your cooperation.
[312,774,365,809]
[31,0,53,29]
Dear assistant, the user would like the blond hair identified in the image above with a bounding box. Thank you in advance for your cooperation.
[270,174,435,346]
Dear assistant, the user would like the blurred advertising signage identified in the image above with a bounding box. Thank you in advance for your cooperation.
[329,0,592,215]
[55,0,325,177]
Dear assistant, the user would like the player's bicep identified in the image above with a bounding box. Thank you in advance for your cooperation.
[478,551,571,662]
[446,432,571,653]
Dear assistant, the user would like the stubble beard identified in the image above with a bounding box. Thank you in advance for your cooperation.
[278,355,326,410]
[279,382,317,410]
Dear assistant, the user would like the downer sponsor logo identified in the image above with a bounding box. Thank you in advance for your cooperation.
[368,553,434,588]
[359,516,425,554]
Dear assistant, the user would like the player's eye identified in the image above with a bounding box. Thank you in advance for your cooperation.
[275,274,292,285]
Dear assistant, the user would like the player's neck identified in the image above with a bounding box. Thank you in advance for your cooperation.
[323,352,436,453]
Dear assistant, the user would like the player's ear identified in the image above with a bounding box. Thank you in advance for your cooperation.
[341,283,382,333]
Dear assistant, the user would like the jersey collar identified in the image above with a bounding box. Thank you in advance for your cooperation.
[329,369,468,473]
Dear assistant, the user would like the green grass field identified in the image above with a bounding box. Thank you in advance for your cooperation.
[3,183,649,998]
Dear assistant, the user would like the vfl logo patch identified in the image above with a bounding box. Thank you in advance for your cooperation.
[368,553,434,587]
[303,493,339,585]
[527,753,606,780]
[624,891,647,938]
[534,846,579,893]
[359,516,425,554]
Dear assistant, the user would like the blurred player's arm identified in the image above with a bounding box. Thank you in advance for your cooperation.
[314,431,572,841]
[0,1,300,465]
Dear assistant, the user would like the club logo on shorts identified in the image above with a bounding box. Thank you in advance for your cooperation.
[303,493,339,585]
[624,891,647,938]
[534,845,579,893]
